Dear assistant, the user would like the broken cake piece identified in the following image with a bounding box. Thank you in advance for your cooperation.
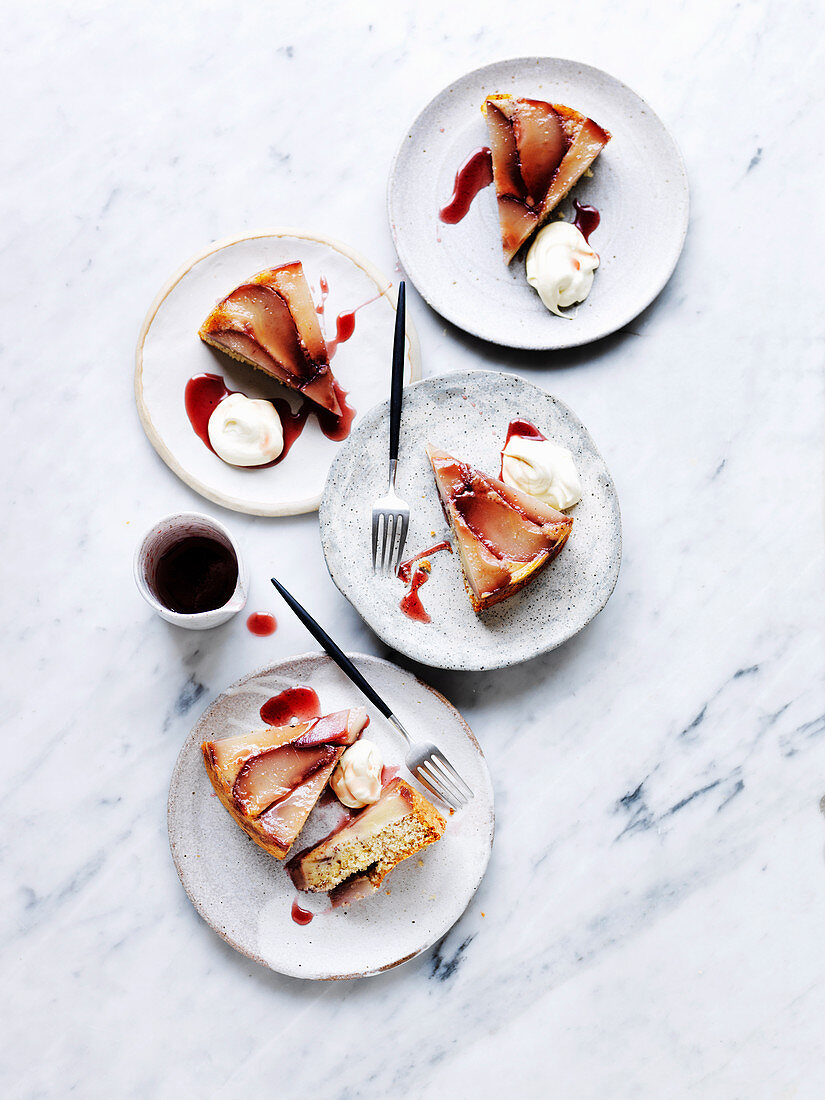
[287,777,446,898]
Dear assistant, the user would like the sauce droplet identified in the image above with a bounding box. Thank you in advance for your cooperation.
[439,147,493,224]
[260,686,321,726]
[291,898,314,925]
[246,612,277,636]
[571,199,600,244]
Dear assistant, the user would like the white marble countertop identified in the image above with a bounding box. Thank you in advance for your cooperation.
[3,2,823,1097]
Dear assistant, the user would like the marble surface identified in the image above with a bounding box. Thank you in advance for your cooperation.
[2,2,823,1097]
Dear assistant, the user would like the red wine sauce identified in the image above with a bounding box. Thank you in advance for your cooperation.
[326,292,383,357]
[260,686,321,726]
[397,541,452,583]
[184,375,354,463]
[152,536,238,614]
[246,612,277,636]
[400,569,431,623]
[291,899,314,925]
[439,147,494,224]
[572,200,600,244]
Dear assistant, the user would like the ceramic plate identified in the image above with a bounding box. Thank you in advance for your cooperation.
[388,57,689,349]
[320,370,621,671]
[136,231,421,516]
[168,653,494,980]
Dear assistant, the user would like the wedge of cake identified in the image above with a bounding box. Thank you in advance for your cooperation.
[426,444,573,611]
[199,262,342,415]
[483,95,611,264]
[287,778,446,897]
[202,707,369,859]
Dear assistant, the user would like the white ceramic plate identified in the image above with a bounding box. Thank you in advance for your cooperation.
[320,370,621,671]
[167,653,494,980]
[136,231,421,516]
[388,57,689,349]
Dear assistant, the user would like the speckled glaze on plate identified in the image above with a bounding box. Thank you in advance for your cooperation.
[320,370,621,671]
[136,230,421,516]
[167,653,494,980]
[388,57,689,349]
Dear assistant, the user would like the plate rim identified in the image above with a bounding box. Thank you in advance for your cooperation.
[135,229,423,517]
[167,650,495,980]
[319,367,623,671]
[387,55,690,350]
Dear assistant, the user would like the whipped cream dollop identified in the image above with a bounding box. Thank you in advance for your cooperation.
[207,393,283,467]
[330,739,384,809]
[501,435,582,510]
[525,222,599,317]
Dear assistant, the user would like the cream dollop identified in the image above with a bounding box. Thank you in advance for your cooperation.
[207,393,284,466]
[525,222,599,317]
[501,435,582,510]
[330,739,383,809]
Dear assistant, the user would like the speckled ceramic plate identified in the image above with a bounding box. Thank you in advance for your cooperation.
[136,230,421,516]
[168,653,494,980]
[320,370,621,671]
[388,57,689,349]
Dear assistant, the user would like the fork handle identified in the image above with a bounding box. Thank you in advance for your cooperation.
[271,577,393,720]
[389,281,406,465]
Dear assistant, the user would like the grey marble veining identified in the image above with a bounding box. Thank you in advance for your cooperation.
[1,2,824,1098]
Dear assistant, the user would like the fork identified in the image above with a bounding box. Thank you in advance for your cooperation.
[270,576,473,810]
[371,280,410,573]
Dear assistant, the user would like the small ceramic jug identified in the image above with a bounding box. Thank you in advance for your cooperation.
[134,511,248,630]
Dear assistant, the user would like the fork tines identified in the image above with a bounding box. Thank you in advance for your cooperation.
[415,754,472,809]
[371,508,410,573]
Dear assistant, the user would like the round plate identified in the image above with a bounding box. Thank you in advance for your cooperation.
[320,370,621,671]
[388,57,689,349]
[136,230,421,516]
[167,653,494,980]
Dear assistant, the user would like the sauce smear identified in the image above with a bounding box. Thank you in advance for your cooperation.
[260,686,321,726]
[400,568,431,623]
[439,147,494,224]
[246,612,277,636]
[572,199,600,244]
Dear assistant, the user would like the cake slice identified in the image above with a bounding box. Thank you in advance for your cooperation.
[287,778,446,896]
[483,95,611,263]
[202,708,369,859]
[426,444,573,611]
[199,262,342,415]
